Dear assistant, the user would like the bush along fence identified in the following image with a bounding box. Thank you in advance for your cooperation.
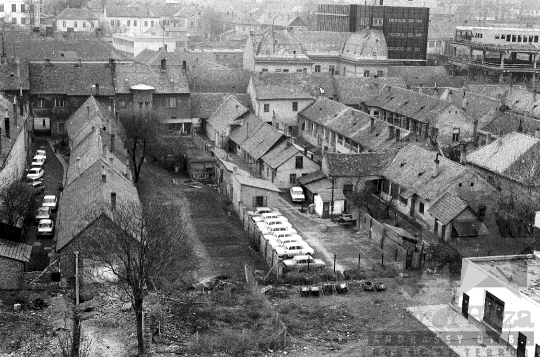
[357,211,426,270]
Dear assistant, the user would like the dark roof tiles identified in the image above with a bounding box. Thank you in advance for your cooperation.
[0,238,32,263]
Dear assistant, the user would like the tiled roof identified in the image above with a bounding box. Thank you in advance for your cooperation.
[466,84,527,99]
[304,177,332,193]
[229,115,284,160]
[57,160,140,251]
[255,29,309,59]
[453,220,489,237]
[115,63,190,94]
[56,8,99,20]
[261,141,302,169]
[466,132,540,182]
[67,96,115,144]
[503,88,540,118]
[235,175,281,192]
[258,14,306,28]
[255,84,312,100]
[387,66,453,88]
[148,5,183,16]
[290,31,350,54]
[365,85,454,124]
[297,171,326,185]
[440,88,499,124]
[207,95,250,135]
[481,112,540,136]
[341,30,388,60]
[106,6,155,18]
[251,72,336,98]
[0,59,30,91]
[0,238,32,263]
[134,48,217,67]
[231,15,261,26]
[29,62,114,95]
[190,93,252,118]
[187,69,251,93]
[318,188,346,201]
[300,97,411,152]
[324,152,396,177]
[2,32,128,61]
[335,77,406,106]
[427,192,468,225]
[382,144,467,201]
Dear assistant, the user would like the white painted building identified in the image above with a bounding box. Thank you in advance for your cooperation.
[56,8,99,32]
[104,6,159,35]
[457,253,540,357]
[112,32,177,58]
[0,0,39,28]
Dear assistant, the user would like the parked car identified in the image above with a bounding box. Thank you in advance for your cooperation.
[263,231,300,243]
[36,150,46,161]
[42,195,57,211]
[31,156,45,167]
[269,235,303,249]
[247,207,273,216]
[261,218,290,229]
[26,168,44,180]
[259,224,297,236]
[283,255,325,271]
[28,181,45,195]
[37,219,54,236]
[35,206,51,222]
[274,241,314,258]
[290,187,305,202]
[261,212,287,222]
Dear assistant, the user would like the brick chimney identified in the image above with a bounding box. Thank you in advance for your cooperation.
[434,153,441,177]
[4,109,9,139]
[370,117,375,131]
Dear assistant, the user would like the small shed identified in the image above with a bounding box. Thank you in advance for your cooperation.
[297,171,331,203]
[232,175,281,211]
[184,147,215,181]
[0,239,32,289]
[314,188,346,219]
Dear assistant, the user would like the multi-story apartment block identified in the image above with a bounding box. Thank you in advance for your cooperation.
[0,0,40,28]
[103,6,160,35]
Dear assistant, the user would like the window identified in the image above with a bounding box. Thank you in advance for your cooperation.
[110,19,115,26]
[283,69,289,73]
[91,21,94,28]
[382,179,390,194]
[83,21,86,28]
[58,122,65,132]
[21,17,26,24]
[275,69,282,73]
[399,194,407,205]
[535,36,539,43]
[478,204,486,217]
[12,4,16,12]
[11,17,16,24]
[377,70,384,77]
[144,21,148,26]
[166,97,177,108]
[264,104,269,112]
[74,21,78,28]
[343,184,353,193]
[295,156,303,169]
[292,102,298,112]
[253,196,267,207]
[296,68,303,72]
[329,65,335,75]
[364,70,370,77]
[262,68,268,72]
[37,99,45,108]
[151,21,155,26]
[289,174,297,184]
[54,99,66,107]
[21,4,25,12]
[134,20,137,26]
[452,128,460,142]
[314,65,321,72]
[119,100,126,108]
[127,20,131,26]
[373,18,383,26]
[418,201,425,214]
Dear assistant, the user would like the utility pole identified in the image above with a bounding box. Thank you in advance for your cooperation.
[74,251,80,306]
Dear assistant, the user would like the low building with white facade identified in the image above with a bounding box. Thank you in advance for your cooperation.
[457,252,540,357]
[112,32,177,58]
[104,6,159,35]
[56,8,100,32]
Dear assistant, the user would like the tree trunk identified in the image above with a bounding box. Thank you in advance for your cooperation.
[134,296,145,355]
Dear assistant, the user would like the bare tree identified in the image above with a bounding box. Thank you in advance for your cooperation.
[0,181,34,237]
[119,108,162,183]
[84,199,188,355]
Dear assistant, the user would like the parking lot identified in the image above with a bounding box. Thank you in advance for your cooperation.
[276,193,402,274]
[24,138,65,271]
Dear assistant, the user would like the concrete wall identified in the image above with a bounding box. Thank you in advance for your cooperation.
[0,257,25,289]
[458,257,540,357]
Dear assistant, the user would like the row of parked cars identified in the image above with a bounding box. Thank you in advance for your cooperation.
[25,149,57,237]
[249,207,325,272]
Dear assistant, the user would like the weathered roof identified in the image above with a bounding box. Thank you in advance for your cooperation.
[318,188,346,201]
[106,5,155,18]
[207,95,250,135]
[335,77,407,106]
[261,141,304,169]
[254,84,312,100]
[134,48,217,68]
[1,32,127,62]
[190,93,252,118]
[259,14,306,28]
[0,59,30,91]
[0,238,32,263]
[56,8,99,20]
[57,160,140,251]
[427,192,468,225]
[29,62,115,95]
[466,132,540,182]
[255,29,309,59]
[453,220,490,237]
[383,144,467,201]
[297,171,326,185]
[289,31,350,54]
[440,88,499,124]
[148,5,183,17]
[251,72,336,99]
[387,66,453,88]
[503,88,540,118]
[115,63,190,94]
[324,152,396,177]
[481,112,540,136]
[365,85,455,124]
[304,177,332,193]
[66,96,115,144]
[235,175,281,192]
[229,115,284,160]
[341,30,388,60]
[187,69,251,93]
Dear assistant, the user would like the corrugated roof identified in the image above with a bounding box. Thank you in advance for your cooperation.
[324,152,396,177]
[115,63,190,94]
[261,141,302,169]
[235,175,281,192]
[0,238,32,263]
[427,192,468,225]
[29,62,115,95]
[207,95,250,135]
[466,132,540,182]
[56,8,99,20]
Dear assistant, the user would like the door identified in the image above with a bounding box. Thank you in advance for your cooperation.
[322,201,329,219]
[462,293,469,319]
[434,220,439,235]
[517,333,526,357]
[409,196,416,217]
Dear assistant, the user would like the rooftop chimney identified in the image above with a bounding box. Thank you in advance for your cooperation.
[233,165,238,174]
[182,60,187,71]
[76,157,81,178]
[111,133,115,153]
[388,125,394,140]
[370,117,375,131]
[109,157,113,165]
[111,192,117,211]
[460,147,466,164]
[45,58,51,66]
[486,132,492,144]
[86,105,90,121]
[497,129,503,146]
[4,109,9,139]
[94,83,100,96]
[434,153,441,177]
